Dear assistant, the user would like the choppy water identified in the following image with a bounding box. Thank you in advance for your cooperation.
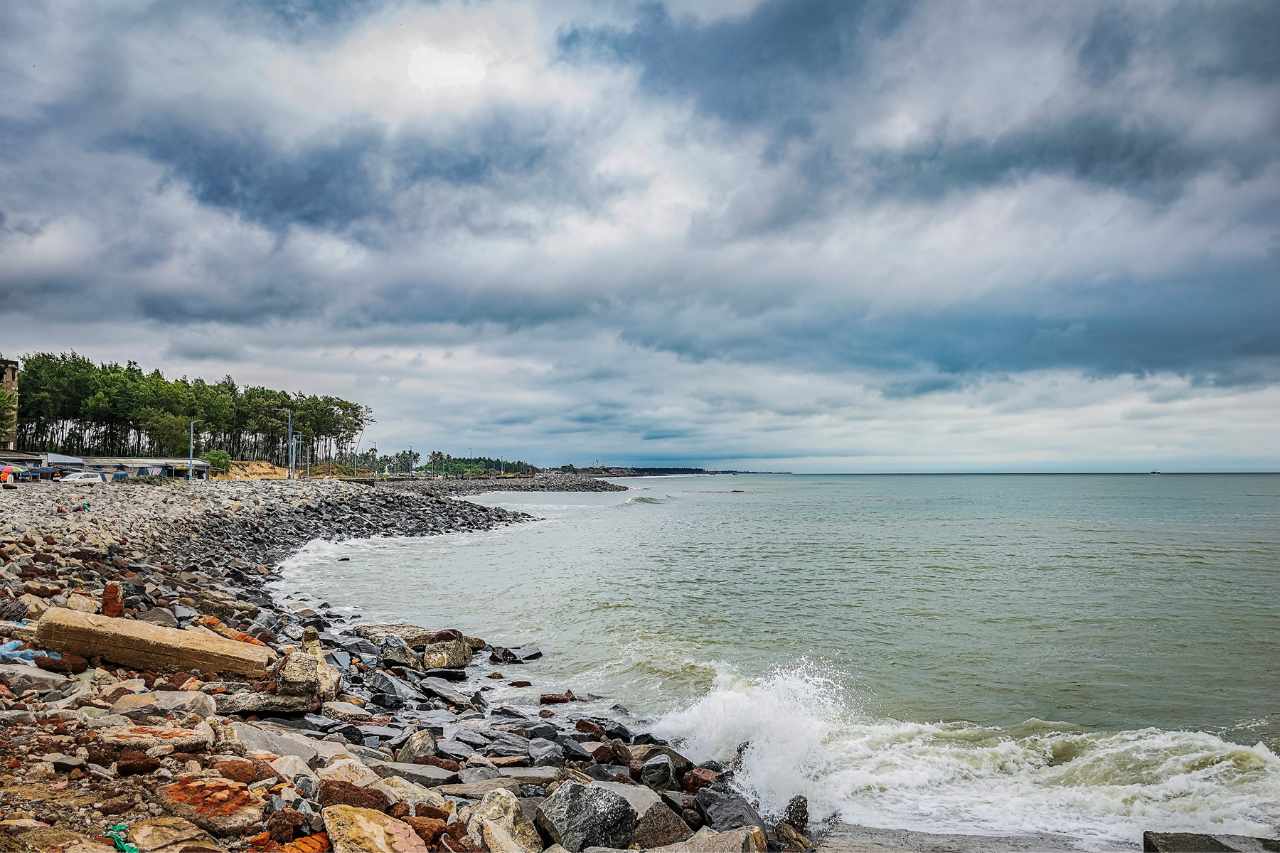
[276,474,1280,849]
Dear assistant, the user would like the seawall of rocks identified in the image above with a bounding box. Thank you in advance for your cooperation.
[0,478,802,853]
[388,473,628,498]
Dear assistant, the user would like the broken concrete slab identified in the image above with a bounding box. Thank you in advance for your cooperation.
[36,608,274,677]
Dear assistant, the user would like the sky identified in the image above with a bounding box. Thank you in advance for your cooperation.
[1,0,1278,472]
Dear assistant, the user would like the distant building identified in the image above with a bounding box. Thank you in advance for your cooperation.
[1,358,17,452]
[82,456,210,478]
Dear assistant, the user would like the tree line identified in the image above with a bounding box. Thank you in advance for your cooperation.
[340,449,538,477]
[3,352,373,465]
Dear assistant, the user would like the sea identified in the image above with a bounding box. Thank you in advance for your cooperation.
[275,474,1280,850]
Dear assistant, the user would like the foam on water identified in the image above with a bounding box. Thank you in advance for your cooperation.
[654,661,1280,849]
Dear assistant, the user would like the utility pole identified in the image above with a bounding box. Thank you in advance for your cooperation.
[188,419,194,483]
[285,409,294,480]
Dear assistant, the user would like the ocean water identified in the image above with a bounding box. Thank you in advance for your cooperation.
[276,474,1280,849]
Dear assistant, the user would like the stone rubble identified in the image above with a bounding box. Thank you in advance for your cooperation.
[0,477,811,852]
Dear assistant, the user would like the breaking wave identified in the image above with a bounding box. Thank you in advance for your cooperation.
[653,661,1280,850]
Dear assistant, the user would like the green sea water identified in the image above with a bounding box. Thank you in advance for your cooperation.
[277,474,1280,849]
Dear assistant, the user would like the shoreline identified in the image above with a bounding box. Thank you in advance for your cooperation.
[0,476,809,853]
[0,478,1270,852]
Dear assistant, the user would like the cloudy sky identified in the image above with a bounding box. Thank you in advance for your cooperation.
[2,0,1277,471]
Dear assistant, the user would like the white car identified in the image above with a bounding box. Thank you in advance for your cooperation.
[58,471,106,484]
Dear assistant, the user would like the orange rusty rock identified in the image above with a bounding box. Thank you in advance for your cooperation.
[161,777,257,818]
[101,582,124,618]
[281,833,331,853]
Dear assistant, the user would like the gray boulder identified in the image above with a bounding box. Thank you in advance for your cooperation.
[695,787,765,832]
[535,781,636,852]
[1142,832,1280,852]
[394,728,437,763]
[640,754,678,790]
[530,737,566,767]
[595,781,693,848]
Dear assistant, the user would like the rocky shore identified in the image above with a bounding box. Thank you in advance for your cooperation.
[0,478,803,853]
[389,473,628,498]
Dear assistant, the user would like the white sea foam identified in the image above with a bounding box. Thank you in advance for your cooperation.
[654,661,1280,850]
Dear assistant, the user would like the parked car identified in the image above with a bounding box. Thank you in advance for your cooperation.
[58,471,106,485]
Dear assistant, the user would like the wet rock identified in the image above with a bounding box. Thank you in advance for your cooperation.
[379,634,420,668]
[640,754,678,790]
[417,677,471,707]
[534,781,636,852]
[489,644,542,664]
[595,781,693,849]
[467,788,543,853]
[420,638,473,669]
[352,623,439,647]
[158,776,266,836]
[540,690,576,705]
[367,670,426,707]
[629,743,693,775]
[1142,833,1280,852]
[684,767,721,793]
[694,787,765,833]
[661,825,768,852]
[774,820,814,851]
[529,737,566,767]
[781,795,809,836]
[323,805,429,852]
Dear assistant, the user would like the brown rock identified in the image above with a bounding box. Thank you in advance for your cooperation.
[684,767,721,793]
[404,816,447,845]
[116,750,161,776]
[540,690,576,705]
[268,808,308,843]
[575,719,606,738]
[214,757,275,784]
[34,653,89,674]
[101,582,124,618]
[318,779,392,812]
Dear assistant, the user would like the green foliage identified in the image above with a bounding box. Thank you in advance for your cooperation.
[0,386,15,439]
[200,449,232,472]
[418,451,538,477]
[10,352,373,465]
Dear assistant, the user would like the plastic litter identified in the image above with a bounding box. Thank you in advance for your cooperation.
[105,823,140,853]
[0,639,37,664]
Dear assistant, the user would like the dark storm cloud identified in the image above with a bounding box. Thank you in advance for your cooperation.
[562,0,1280,205]
[2,0,1279,468]
[106,118,554,235]
[559,0,905,131]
